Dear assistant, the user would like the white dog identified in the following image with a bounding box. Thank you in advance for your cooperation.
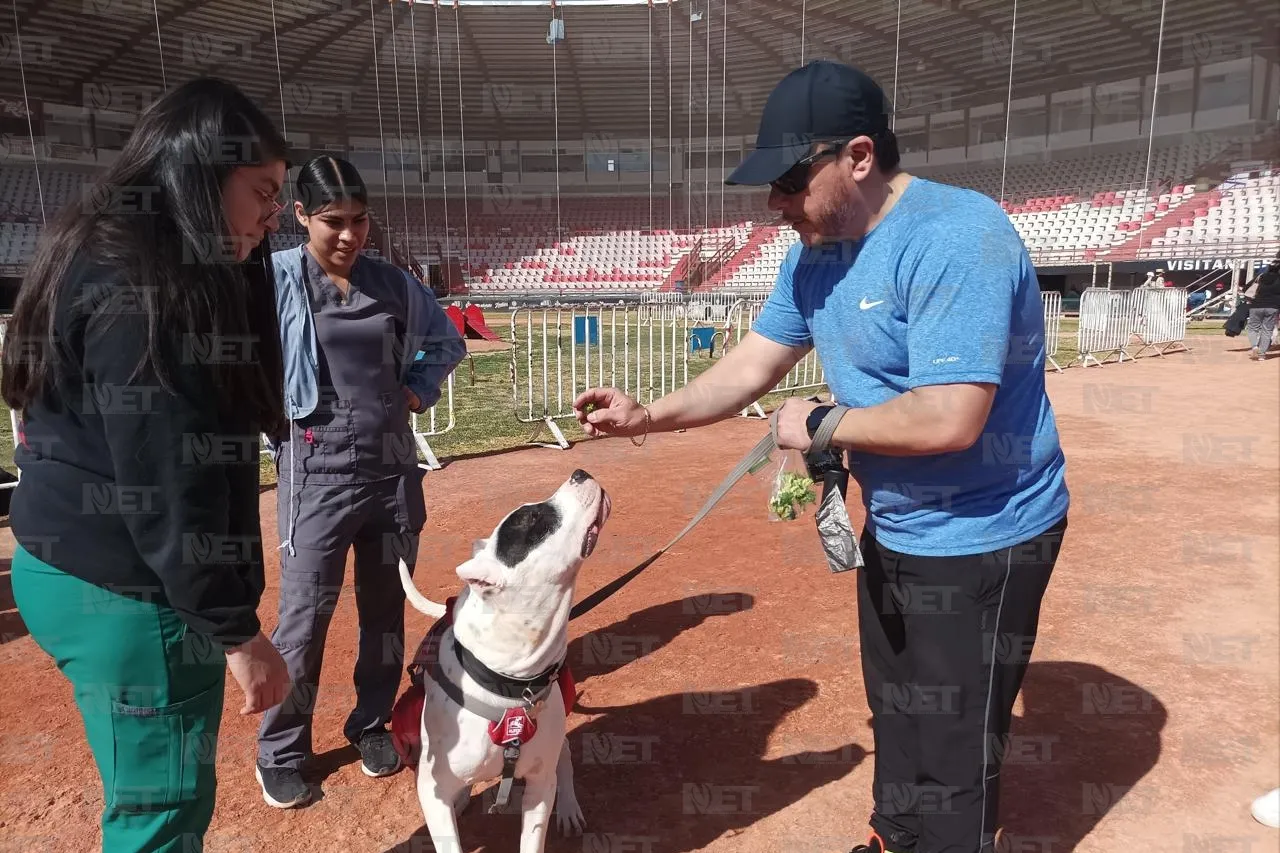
[396,468,611,853]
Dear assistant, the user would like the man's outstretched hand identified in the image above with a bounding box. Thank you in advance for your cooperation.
[574,387,649,438]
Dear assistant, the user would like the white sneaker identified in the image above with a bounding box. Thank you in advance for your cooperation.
[1252,787,1280,828]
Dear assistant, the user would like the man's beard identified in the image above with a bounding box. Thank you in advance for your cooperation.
[800,197,857,245]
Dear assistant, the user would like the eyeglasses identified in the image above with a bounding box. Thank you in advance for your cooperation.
[257,187,284,217]
[770,139,850,196]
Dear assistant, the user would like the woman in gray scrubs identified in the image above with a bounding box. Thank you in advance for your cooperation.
[255,156,465,808]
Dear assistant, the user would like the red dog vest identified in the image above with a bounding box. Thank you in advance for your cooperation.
[390,597,575,767]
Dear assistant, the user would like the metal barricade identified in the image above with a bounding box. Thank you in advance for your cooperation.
[1075,287,1141,367]
[0,317,17,493]
[1042,290,1064,373]
[685,290,753,325]
[1130,286,1190,358]
[410,373,455,470]
[511,303,690,448]
[722,298,826,416]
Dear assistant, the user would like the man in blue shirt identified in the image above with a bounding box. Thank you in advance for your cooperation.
[575,60,1069,853]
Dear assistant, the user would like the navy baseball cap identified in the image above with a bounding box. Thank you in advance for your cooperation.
[726,60,892,186]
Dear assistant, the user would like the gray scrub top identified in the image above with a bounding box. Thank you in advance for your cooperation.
[276,249,417,486]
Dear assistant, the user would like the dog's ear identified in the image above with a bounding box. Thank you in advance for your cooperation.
[457,553,505,591]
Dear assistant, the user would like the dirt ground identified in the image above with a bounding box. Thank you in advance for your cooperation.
[1,335,1277,853]
[465,338,513,355]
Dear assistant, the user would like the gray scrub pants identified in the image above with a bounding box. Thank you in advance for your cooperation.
[257,468,426,770]
[1247,307,1277,355]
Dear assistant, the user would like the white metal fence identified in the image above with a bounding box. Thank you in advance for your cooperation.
[411,373,456,469]
[0,318,16,492]
[1042,290,1064,373]
[1130,287,1190,358]
[507,290,1092,446]
[1072,286,1191,367]
[721,298,826,416]
[510,303,700,447]
[1075,288,1142,367]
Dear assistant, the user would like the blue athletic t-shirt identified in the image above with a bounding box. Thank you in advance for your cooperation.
[752,177,1069,557]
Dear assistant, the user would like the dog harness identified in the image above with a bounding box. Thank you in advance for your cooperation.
[390,597,575,812]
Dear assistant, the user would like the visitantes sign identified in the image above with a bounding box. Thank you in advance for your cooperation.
[1164,258,1268,272]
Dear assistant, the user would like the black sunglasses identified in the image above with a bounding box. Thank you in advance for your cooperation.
[770,139,851,195]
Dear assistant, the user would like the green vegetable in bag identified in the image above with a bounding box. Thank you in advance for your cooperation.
[770,469,817,521]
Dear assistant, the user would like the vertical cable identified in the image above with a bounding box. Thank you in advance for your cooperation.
[389,1,412,258]
[369,0,392,257]
[667,0,673,231]
[719,0,727,228]
[409,0,431,281]
[648,0,654,231]
[551,8,563,242]
[453,5,471,272]
[9,0,43,224]
[891,0,902,130]
[1139,0,1169,257]
[433,1,452,289]
[151,0,168,90]
[800,0,806,65]
[703,0,710,231]
[686,7,692,232]
[998,0,1018,206]
[268,0,295,230]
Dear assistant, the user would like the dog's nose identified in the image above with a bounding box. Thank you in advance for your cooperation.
[570,469,593,484]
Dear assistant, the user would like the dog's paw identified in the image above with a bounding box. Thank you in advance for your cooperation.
[555,800,585,836]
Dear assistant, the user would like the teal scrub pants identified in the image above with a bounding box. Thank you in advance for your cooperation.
[11,544,228,853]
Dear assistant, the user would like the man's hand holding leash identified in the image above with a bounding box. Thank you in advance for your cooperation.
[770,397,822,452]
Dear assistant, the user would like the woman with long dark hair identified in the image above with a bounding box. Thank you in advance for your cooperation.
[1,77,292,851]
[254,156,464,808]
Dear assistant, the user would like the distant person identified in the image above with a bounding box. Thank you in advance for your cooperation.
[254,156,466,808]
[1,78,291,852]
[1243,257,1280,360]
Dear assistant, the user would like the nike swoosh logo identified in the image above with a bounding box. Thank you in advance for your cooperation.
[859,298,885,310]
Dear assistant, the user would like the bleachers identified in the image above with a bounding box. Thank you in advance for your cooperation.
[2,140,1275,284]
[712,226,799,291]
[0,166,91,219]
[1139,170,1280,259]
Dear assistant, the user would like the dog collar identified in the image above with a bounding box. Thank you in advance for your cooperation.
[452,636,563,705]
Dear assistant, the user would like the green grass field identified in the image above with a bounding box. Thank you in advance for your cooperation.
[0,312,1231,483]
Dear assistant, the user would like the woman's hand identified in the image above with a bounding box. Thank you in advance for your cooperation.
[403,386,422,412]
[226,632,290,715]
[573,387,648,438]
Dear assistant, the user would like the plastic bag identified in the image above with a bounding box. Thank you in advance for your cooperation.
[765,448,818,522]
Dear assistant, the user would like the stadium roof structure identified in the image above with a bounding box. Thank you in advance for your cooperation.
[5,0,1278,145]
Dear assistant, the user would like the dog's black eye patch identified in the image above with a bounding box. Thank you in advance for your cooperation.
[495,502,561,567]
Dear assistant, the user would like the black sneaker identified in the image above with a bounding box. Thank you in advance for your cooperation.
[255,762,311,809]
[356,729,403,778]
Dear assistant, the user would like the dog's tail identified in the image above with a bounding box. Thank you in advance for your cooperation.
[398,558,448,618]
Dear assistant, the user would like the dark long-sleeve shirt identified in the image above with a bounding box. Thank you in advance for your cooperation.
[1250,266,1280,310]
[10,257,267,649]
